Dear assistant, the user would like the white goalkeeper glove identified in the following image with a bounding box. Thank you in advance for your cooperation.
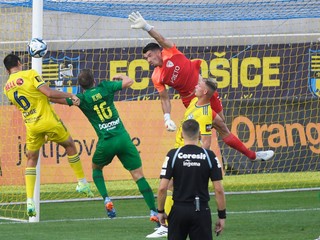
[164,113,177,132]
[128,11,154,32]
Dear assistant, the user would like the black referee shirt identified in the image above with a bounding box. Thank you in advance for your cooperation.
[160,144,223,203]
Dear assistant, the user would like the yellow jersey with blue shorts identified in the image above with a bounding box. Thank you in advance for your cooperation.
[175,97,212,148]
[3,69,69,151]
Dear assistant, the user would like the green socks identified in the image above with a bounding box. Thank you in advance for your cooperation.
[92,169,108,199]
[136,177,156,211]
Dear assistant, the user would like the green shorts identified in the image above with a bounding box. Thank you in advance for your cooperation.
[92,131,142,171]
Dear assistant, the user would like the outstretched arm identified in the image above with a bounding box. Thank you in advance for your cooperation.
[49,98,69,105]
[159,89,171,115]
[39,84,80,106]
[49,96,80,107]
[39,84,72,99]
[128,11,174,49]
[159,90,176,132]
[147,28,174,50]
[113,74,134,89]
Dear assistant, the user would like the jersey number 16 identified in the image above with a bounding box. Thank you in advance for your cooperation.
[93,102,112,122]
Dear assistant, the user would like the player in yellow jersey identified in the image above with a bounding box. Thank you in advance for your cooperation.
[174,77,217,150]
[3,54,93,217]
[146,76,218,238]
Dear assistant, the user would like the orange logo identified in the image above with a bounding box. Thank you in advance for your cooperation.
[16,78,24,86]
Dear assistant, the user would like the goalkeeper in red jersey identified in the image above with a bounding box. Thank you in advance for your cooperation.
[128,11,274,162]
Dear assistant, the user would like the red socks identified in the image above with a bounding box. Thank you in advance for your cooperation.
[222,133,256,160]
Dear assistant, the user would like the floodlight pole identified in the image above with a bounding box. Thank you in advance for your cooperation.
[29,0,43,223]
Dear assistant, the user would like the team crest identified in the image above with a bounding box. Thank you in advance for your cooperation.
[308,50,320,98]
[42,56,80,94]
[166,60,174,68]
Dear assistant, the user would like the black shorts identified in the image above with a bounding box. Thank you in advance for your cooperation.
[168,203,212,240]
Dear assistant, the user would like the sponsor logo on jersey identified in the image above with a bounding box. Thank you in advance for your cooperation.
[4,81,17,91]
[170,65,181,83]
[162,156,169,168]
[24,116,41,123]
[99,117,120,131]
[16,78,24,86]
[215,157,222,168]
[183,160,201,167]
[23,108,36,118]
[160,156,169,176]
[160,169,167,176]
[178,152,206,160]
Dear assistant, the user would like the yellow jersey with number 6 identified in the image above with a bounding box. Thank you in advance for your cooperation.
[3,69,60,131]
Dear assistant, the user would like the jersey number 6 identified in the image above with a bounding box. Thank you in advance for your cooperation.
[14,91,30,110]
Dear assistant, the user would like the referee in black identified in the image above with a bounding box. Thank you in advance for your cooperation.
[157,119,226,240]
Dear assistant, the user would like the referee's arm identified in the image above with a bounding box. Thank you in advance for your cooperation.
[213,180,226,211]
[213,180,226,235]
[157,178,170,225]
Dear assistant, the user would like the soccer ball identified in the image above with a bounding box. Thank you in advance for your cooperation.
[27,38,48,58]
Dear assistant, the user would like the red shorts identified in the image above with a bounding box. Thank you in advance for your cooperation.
[182,91,223,120]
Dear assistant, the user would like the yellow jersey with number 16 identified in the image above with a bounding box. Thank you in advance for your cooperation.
[3,69,60,131]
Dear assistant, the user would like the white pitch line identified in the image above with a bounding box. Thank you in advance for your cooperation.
[228,208,320,214]
[0,208,319,225]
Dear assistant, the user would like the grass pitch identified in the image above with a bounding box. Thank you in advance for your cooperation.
[0,190,319,240]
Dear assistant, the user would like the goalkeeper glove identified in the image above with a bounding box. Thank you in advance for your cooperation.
[164,113,177,132]
[128,11,154,32]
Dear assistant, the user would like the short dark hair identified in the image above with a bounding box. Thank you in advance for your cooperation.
[204,77,218,92]
[182,119,200,140]
[78,69,94,89]
[142,42,161,54]
[3,54,21,71]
